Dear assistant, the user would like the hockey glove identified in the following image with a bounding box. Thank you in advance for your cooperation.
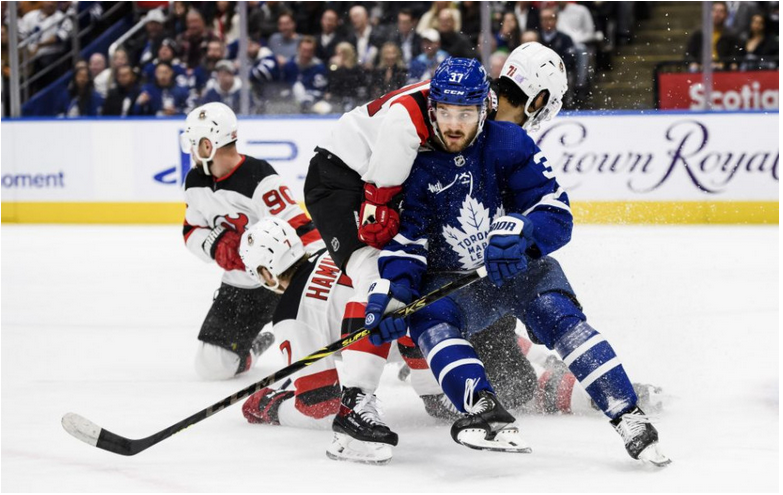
[357,183,402,249]
[365,278,416,346]
[484,214,535,287]
[204,226,246,272]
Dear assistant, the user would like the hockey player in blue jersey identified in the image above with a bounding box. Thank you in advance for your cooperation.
[364,57,671,466]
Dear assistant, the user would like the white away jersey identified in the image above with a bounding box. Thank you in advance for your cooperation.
[183,155,323,288]
[318,80,434,187]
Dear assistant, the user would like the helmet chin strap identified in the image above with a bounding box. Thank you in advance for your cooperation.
[195,144,217,176]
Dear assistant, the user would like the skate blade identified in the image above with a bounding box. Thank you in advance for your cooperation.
[326,433,393,465]
[637,442,672,467]
[456,427,532,454]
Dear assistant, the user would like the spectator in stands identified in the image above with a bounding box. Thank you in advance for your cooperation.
[133,61,191,116]
[142,38,187,86]
[539,7,577,74]
[347,5,383,69]
[556,1,598,104]
[388,9,421,66]
[409,29,449,82]
[495,11,522,53]
[177,8,220,69]
[282,36,328,112]
[168,2,189,37]
[57,65,103,117]
[513,2,541,33]
[315,8,345,62]
[459,2,482,45]
[437,7,475,58]
[102,65,141,116]
[189,39,225,97]
[249,1,287,41]
[211,1,240,45]
[326,41,367,113]
[725,1,762,33]
[88,53,107,87]
[685,1,743,71]
[200,59,244,111]
[93,47,130,99]
[293,2,325,35]
[488,50,509,80]
[132,8,169,67]
[417,2,460,35]
[369,42,409,99]
[268,12,301,66]
[521,29,540,44]
[18,1,73,92]
[740,13,779,69]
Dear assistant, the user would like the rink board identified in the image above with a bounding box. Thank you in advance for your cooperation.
[1,111,778,224]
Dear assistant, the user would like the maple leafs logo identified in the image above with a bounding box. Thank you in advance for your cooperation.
[442,195,492,270]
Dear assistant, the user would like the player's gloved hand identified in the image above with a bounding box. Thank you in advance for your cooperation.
[364,278,415,346]
[205,226,246,271]
[484,214,534,287]
[357,183,402,249]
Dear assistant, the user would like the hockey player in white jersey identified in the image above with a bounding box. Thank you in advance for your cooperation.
[180,102,323,380]
[236,217,404,464]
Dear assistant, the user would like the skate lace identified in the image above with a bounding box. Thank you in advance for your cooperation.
[355,392,387,427]
[463,378,488,415]
[616,411,651,443]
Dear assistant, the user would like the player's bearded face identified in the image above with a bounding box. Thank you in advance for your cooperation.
[435,103,480,153]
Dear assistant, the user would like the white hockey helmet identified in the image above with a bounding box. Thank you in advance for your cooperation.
[239,217,305,292]
[500,42,568,131]
[180,102,238,175]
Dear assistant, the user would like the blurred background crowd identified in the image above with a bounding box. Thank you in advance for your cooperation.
[2,1,779,118]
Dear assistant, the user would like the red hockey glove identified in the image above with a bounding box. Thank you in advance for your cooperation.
[357,183,402,249]
[205,226,246,271]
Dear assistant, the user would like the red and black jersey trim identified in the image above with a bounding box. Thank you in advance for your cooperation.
[185,155,279,199]
[392,90,432,145]
[182,219,206,243]
[397,336,429,370]
[272,253,322,325]
[287,213,322,246]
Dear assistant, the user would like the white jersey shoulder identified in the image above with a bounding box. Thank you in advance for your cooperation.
[319,81,432,188]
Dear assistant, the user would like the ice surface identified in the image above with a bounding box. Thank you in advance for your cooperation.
[1,224,778,492]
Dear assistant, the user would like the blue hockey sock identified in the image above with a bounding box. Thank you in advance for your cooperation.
[554,321,637,419]
[416,323,493,413]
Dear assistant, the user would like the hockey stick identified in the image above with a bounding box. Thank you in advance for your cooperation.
[62,267,487,456]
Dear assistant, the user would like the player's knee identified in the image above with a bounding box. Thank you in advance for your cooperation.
[523,291,585,349]
[194,343,243,380]
[415,322,463,357]
[409,298,462,342]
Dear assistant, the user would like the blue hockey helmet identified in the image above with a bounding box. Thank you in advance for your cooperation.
[429,57,490,106]
[428,57,491,150]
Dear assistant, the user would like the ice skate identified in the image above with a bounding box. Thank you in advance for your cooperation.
[326,387,398,465]
[242,387,293,425]
[250,331,275,359]
[610,406,671,466]
[451,390,531,453]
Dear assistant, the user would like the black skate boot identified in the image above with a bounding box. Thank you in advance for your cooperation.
[450,389,531,453]
[326,387,398,465]
[610,406,671,466]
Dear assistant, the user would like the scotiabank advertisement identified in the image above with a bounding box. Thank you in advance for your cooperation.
[658,70,779,110]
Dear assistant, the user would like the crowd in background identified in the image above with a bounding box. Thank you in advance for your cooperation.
[2,1,779,118]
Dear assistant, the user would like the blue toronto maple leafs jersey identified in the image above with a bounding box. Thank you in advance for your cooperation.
[378,120,573,292]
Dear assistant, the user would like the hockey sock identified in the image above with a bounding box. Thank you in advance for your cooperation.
[416,323,493,413]
[525,291,637,418]
[293,368,341,419]
[340,301,390,391]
